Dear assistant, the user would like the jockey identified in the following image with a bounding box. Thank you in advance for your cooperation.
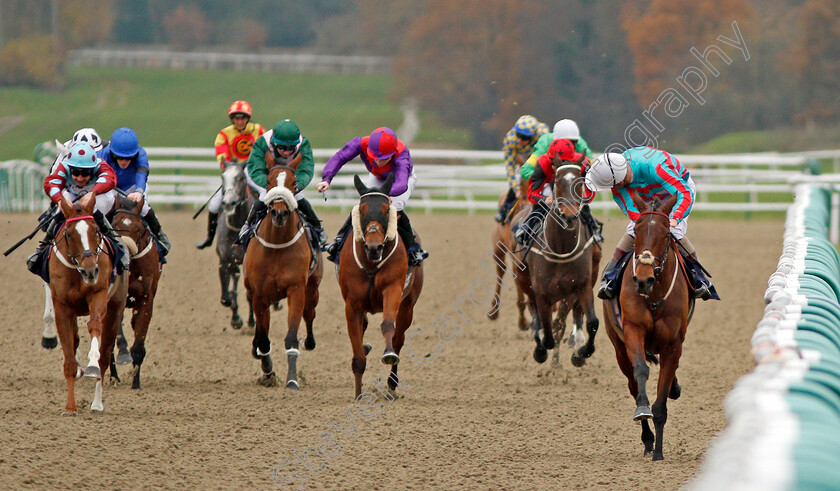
[27,141,129,274]
[196,101,266,249]
[584,148,718,301]
[514,139,586,245]
[494,115,549,224]
[49,127,105,174]
[240,119,327,249]
[98,127,171,256]
[317,126,429,266]
[520,119,603,242]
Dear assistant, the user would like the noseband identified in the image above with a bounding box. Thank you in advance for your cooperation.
[634,211,671,279]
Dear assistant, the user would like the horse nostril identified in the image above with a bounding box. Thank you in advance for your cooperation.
[646,277,655,286]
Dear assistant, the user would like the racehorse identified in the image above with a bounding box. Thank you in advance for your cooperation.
[488,180,530,331]
[217,160,257,329]
[338,175,424,399]
[603,190,692,461]
[243,165,323,389]
[110,195,162,389]
[49,195,128,415]
[512,164,600,366]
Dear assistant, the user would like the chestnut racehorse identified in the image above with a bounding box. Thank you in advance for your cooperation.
[488,181,530,330]
[512,165,600,366]
[603,191,691,461]
[110,195,162,389]
[243,166,323,389]
[338,175,424,399]
[49,195,128,415]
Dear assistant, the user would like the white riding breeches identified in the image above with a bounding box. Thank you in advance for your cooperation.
[61,189,116,216]
[365,170,417,212]
[208,190,223,214]
[624,177,695,241]
[122,185,151,216]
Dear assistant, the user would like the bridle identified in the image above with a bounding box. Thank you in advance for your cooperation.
[355,192,399,274]
[112,208,155,259]
[255,165,305,249]
[632,210,678,310]
[221,162,250,230]
[53,215,104,269]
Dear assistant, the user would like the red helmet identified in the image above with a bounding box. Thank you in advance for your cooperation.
[228,100,253,119]
[366,127,398,161]
[548,139,576,161]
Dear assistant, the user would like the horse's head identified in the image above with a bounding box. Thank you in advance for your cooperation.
[630,190,678,296]
[58,195,102,285]
[221,160,248,216]
[112,195,146,255]
[551,163,585,228]
[264,165,298,227]
[353,174,397,263]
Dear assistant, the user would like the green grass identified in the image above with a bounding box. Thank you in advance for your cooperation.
[690,125,840,154]
[0,67,472,160]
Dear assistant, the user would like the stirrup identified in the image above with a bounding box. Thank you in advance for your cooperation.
[693,284,712,301]
[597,280,615,300]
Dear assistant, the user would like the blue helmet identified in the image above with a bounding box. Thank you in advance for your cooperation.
[109,127,140,158]
[62,142,99,169]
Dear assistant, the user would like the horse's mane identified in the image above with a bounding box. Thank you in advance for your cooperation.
[116,195,136,211]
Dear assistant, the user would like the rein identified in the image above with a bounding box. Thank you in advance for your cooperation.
[528,169,593,263]
[633,211,678,311]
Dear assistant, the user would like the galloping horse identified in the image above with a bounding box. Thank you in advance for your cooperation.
[338,175,424,399]
[488,180,530,331]
[49,195,128,415]
[603,191,692,461]
[243,165,322,389]
[513,165,600,365]
[217,160,257,329]
[110,195,161,389]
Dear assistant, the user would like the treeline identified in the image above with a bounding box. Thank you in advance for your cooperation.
[0,0,837,149]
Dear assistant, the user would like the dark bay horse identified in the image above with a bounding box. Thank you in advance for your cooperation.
[489,180,530,331]
[603,191,691,461]
[49,195,128,415]
[217,160,256,329]
[513,164,600,365]
[338,174,424,399]
[110,195,161,389]
[243,165,323,389]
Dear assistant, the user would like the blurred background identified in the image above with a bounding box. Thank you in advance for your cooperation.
[0,0,836,159]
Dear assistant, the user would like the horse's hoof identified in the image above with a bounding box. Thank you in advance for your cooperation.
[669,381,682,400]
[570,353,586,367]
[363,343,372,355]
[116,352,132,365]
[231,316,243,330]
[41,336,58,350]
[258,372,278,387]
[62,411,78,417]
[272,301,283,311]
[90,404,104,413]
[633,406,653,421]
[487,310,499,321]
[220,294,232,307]
[286,379,300,390]
[248,317,256,328]
[542,336,556,350]
[533,345,548,364]
[388,372,400,391]
[84,366,101,379]
[304,337,316,351]
[381,352,400,365]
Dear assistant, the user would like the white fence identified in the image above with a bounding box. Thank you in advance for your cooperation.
[0,149,832,213]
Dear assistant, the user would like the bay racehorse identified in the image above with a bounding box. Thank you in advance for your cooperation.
[217,160,257,330]
[49,195,128,415]
[513,164,600,366]
[338,174,424,399]
[603,190,692,461]
[110,195,162,389]
[243,165,323,389]
[488,180,530,331]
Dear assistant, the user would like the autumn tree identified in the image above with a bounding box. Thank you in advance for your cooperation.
[790,0,840,124]
[163,4,210,51]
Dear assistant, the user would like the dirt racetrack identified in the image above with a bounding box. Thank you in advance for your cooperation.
[0,210,782,490]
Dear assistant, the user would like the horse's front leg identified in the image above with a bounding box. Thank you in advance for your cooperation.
[54,303,79,416]
[283,285,305,390]
[380,284,403,365]
[251,292,277,387]
[345,302,367,399]
[531,294,555,365]
[84,290,109,379]
[128,276,157,389]
[487,243,507,321]
[623,322,652,421]
[230,267,244,329]
[572,287,599,367]
[41,282,58,349]
[219,262,233,307]
[651,344,682,461]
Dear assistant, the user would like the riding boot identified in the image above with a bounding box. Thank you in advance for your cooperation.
[238,201,267,244]
[514,204,547,246]
[682,253,717,300]
[27,216,61,275]
[196,211,218,249]
[597,255,627,300]
[94,210,130,273]
[296,197,328,250]
[580,204,604,243]
[494,188,517,223]
[397,211,429,266]
[325,215,352,264]
[144,208,170,256]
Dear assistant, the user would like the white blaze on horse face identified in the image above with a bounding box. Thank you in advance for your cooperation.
[76,220,91,251]
[122,218,133,228]
[563,172,575,182]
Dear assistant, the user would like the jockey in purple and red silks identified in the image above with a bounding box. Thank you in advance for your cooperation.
[316,126,429,266]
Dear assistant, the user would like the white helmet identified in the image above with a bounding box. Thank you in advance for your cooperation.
[585,153,629,191]
[72,128,103,150]
[553,119,580,141]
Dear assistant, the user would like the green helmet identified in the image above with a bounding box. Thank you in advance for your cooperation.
[271,120,301,146]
